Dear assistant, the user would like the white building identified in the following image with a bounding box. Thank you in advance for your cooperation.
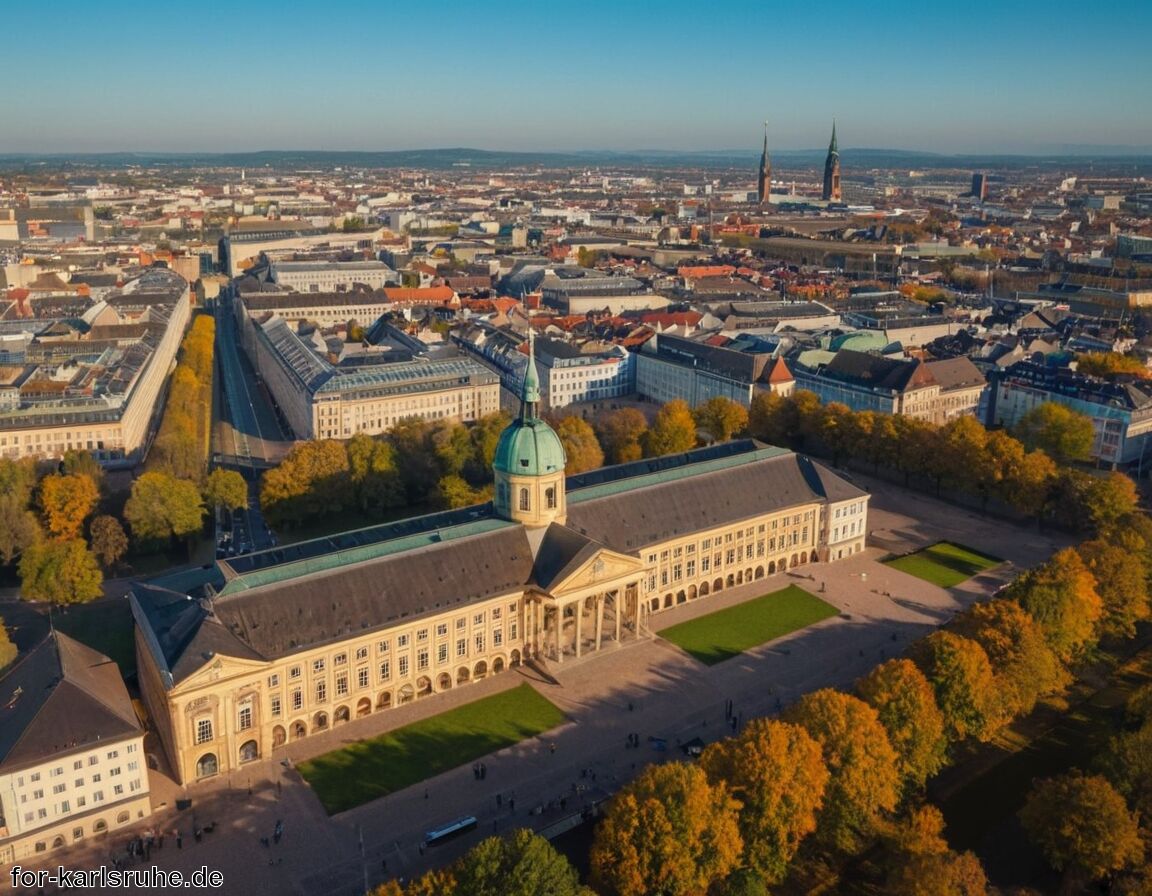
[0,633,150,864]
[270,260,398,293]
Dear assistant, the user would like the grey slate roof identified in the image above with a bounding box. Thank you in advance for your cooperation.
[0,632,141,773]
[531,524,604,591]
[566,450,865,553]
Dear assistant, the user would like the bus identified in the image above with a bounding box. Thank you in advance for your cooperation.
[424,815,478,847]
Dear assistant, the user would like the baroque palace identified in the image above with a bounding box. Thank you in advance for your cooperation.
[131,342,869,785]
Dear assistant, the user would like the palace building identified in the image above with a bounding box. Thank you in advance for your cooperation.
[131,339,869,786]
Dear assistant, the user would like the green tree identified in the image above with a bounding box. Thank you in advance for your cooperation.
[1020,772,1144,884]
[0,617,16,672]
[88,515,128,570]
[714,869,769,896]
[388,418,441,503]
[1005,548,1103,662]
[203,468,249,512]
[1014,402,1095,463]
[434,474,489,509]
[693,397,749,443]
[61,449,105,490]
[38,473,99,540]
[347,432,404,512]
[18,538,103,604]
[784,689,901,852]
[856,659,949,790]
[432,422,475,478]
[469,412,512,473]
[554,416,603,474]
[911,632,1003,742]
[1076,539,1150,638]
[700,719,829,883]
[0,457,39,503]
[641,399,697,458]
[590,762,743,896]
[1101,720,1152,820]
[451,828,583,896]
[594,408,647,464]
[953,599,1069,718]
[0,496,41,567]
[124,472,206,545]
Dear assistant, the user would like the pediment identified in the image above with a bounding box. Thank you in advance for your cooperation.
[546,548,645,598]
[172,653,267,694]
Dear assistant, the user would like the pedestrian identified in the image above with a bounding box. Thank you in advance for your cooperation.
[509,797,515,812]
[381,858,388,873]
[550,742,556,755]
[176,831,182,850]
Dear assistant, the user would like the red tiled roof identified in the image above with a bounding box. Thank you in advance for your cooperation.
[765,357,795,384]
[677,265,736,279]
[381,286,456,303]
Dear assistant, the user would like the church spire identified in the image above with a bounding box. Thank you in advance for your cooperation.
[521,329,541,419]
[829,120,838,155]
[822,120,842,202]
[757,121,771,206]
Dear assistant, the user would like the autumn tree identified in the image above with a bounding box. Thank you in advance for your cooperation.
[700,719,829,883]
[1101,720,1152,821]
[589,762,743,896]
[594,408,647,464]
[18,538,103,604]
[881,805,990,896]
[260,439,350,528]
[554,416,603,474]
[434,474,489,509]
[953,599,1069,718]
[1004,548,1102,662]
[203,468,249,512]
[1076,352,1150,380]
[37,473,99,540]
[911,631,1003,742]
[0,496,41,567]
[693,397,749,443]
[89,515,128,570]
[450,828,583,896]
[1014,402,1094,464]
[784,689,901,852]
[747,391,799,447]
[856,659,949,790]
[641,399,697,458]
[469,412,513,473]
[1076,539,1150,638]
[0,617,16,671]
[1020,772,1143,885]
[1080,472,1140,535]
[60,449,104,490]
[1005,449,1057,519]
[124,472,206,545]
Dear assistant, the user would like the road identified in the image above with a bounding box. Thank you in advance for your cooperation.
[211,290,292,556]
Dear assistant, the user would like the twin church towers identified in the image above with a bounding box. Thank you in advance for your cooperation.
[757,122,841,204]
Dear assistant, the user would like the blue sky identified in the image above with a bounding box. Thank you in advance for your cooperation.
[2,0,1150,154]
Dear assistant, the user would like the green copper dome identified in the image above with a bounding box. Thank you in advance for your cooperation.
[493,417,566,476]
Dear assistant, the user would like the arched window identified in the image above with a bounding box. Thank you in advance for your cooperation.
[239,740,258,763]
[519,488,530,511]
[545,487,556,509]
[195,753,218,779]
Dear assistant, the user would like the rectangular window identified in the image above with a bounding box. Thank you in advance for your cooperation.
[509,621,518,639]
[398,656,409,677]
[660,570,669,586]
[113,785,123,796]
[292,690,303,711]
[436,623,448,637]
[268,674,280,688]
[417,650,429,670]
[378,640,390,653]
[492,607,501,620]
[91,774,100,784]
[109,767,120,777]
[270,695,282,717]
[238,706,253,731]
[701,556,710,572]
[74,779,83,788]
[673,563,682,581]
[355,646,369,661]
[726,549,736,565]
[417,628,429,642]
[33,789,44,799]
[335,674,349,697]
[334,653,347,666]
[474,633,485,653]
[196,718,213,744]
[53,784,66,795]
[315,680,327,703]
[358,667,369,689]
[379,661,391,682]
[289,666,301,680]
[438,643,448,664]
[397,634,410,648]
[457,638,467,657]
[52,767,63,777]
[687,560,696,577]
[73,760,83,771]
[312,658,325,674]
[60,800,70,812]
[456,618,466,630]
[473,612,484,625]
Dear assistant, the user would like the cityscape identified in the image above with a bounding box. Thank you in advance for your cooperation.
[2,3,1152,896]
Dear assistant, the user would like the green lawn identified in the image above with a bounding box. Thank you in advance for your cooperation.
[883,541,1001,588]
[657,585,840,666]
[297,683,565,814]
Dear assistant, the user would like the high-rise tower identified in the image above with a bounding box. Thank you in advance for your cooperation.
[757,123,771,205]
[822,122,841,202]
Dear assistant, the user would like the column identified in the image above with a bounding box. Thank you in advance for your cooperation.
[575,600,583,659]
[595,594,604,652]
[633,582,642,634]
[555,606,563,663]
[614,590,621,643]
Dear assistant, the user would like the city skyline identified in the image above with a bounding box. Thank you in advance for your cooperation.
[3,0,1151,155]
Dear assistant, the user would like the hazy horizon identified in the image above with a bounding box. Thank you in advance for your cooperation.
[4,0,1150,156]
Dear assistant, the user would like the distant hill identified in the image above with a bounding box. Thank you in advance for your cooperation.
[1,147,1150,173]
